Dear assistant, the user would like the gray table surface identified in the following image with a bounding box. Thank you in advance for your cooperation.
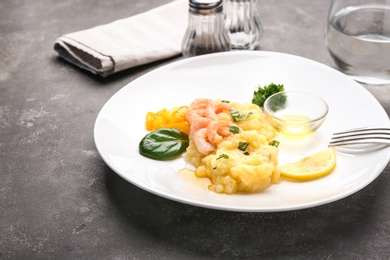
[1,0,390,259]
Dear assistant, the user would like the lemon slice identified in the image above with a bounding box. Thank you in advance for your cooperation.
[281,147,336,181]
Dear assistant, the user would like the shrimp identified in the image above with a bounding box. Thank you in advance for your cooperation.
[186,109,205,124]
[187,98,234,153]
[205,101,232,121]
[190,117,212,137]
[189,98,212,110]
[186,98,212,124]
[207,120,233,145]
[193,128,216,154]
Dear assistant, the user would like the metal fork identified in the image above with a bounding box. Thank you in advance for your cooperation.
[329,127,390,147]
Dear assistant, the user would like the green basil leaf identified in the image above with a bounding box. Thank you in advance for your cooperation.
[139,128,189,160]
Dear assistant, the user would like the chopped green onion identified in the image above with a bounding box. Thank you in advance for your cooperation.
[269,140,280,147]
[238,141,249,151]
[216,154,229,160]
[229,126,240,134]
[230,110,253,122]
[230,109,240,119]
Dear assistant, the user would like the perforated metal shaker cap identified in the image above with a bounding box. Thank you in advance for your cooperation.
[189,0,223,14]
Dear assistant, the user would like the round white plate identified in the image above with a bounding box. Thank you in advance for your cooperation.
[94,51,390,212]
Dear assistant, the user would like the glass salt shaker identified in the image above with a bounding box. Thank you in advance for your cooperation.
[223,0,263,50]
[181,0,231,57]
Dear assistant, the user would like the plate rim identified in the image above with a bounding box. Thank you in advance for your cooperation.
[94,50,390,212]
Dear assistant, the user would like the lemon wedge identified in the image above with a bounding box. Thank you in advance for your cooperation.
[280,147,336,181]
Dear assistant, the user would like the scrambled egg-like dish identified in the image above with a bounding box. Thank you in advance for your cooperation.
[184,100,280,194]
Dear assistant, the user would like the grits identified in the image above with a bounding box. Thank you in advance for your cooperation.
[184,100,280,194]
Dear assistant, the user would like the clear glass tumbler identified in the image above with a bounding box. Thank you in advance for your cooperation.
[325,0,390,85]
[223,0,263,50]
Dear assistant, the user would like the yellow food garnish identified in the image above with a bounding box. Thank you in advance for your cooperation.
[280,147,336,181]
[145,106,190,135]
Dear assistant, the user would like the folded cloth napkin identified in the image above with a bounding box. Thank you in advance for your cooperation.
[54,0,188,77]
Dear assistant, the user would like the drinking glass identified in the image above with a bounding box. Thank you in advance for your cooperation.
[325,0,390,85]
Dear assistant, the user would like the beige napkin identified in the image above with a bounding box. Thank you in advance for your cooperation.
[54,0,188,77]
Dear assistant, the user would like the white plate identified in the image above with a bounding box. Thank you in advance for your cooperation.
[94,51,390,212]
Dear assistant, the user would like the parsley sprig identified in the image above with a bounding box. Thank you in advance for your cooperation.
[252,83,285,108]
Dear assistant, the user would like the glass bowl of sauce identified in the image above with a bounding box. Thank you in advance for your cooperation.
[264,91,329,136]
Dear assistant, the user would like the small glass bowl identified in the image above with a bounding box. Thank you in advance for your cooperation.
[264,91,329,136]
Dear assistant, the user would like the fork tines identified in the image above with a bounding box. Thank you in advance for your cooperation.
[329,127,390,147]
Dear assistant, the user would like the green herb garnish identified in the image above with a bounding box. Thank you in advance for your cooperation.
[238,141,249,151]
[214,154,229,169]
[229,126,240,134]
[268,93,287,111]
[139,128,189,160]
[269,140,280,147]
[216,154,229,160]
[230,110,253,122]
[252,83,285,108]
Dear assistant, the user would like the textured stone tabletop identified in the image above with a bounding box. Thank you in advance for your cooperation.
[1,0,390,259]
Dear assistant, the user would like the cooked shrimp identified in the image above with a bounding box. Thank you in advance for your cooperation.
[190,117,212,137]
[187,99,235,153]
[193,128,216,154]
[186,98,212,124]
[189,98,212,109]
[186,109,205,124]
[205,101,232,121]
[207,120,233,145]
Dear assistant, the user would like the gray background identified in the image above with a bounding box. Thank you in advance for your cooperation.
[1,0,390,259]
